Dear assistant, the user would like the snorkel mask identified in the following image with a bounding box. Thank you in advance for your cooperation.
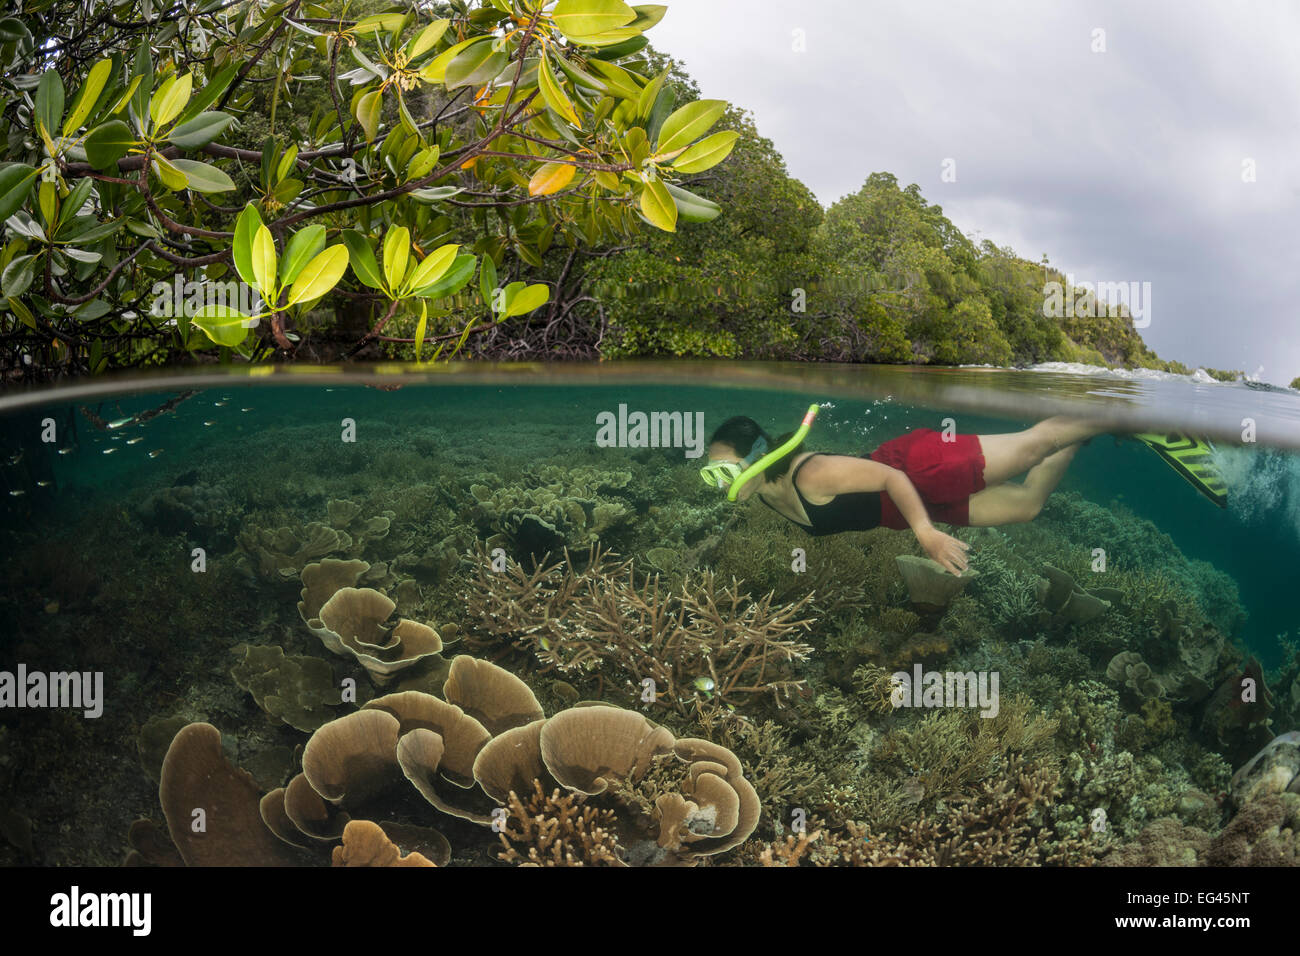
[700,404,820,501]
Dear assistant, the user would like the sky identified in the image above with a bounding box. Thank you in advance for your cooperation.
[652,0,1300,383]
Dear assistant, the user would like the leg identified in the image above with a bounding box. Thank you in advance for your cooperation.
[968,445,1079,526]
[977,416,1105,486]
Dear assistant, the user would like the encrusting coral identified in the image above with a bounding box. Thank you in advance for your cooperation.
[230,644,347,732]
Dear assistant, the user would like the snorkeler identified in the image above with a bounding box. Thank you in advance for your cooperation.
[701,406,1113,576]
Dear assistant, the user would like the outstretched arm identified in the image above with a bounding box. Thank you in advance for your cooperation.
[799,456,971,575]
[881,469,970,575]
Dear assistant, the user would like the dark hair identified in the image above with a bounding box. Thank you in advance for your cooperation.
[708,418,804,482]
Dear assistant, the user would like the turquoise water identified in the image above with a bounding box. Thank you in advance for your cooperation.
[1,366,1298,866]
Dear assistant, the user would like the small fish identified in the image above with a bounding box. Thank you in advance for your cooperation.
[57,447,73,455]
[126,436,144,445]
[8,489,24,497]
[213,401,227,407]
[240,407,252,412]
[6,451,21,465]
[539,637,551,651]
[107,417,133,430]
[36,480,51,488]
[148,449,164,458]
[693,676,716,693]
[203,420,216,426]
[102,447,117,455]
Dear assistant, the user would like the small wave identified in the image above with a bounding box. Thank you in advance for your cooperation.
[1027,362,1228,385]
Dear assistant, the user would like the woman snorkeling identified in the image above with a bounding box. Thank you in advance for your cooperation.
[701,406,1114,577]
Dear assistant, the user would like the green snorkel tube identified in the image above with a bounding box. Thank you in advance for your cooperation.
[726,404,820,501]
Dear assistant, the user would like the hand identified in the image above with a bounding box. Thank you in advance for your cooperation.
[917,526,971,576]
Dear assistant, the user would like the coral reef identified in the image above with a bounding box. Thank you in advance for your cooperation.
[230,644,347,732]
[496,780,624,866]
[331,820,437,867]
[895,555,974,609]
[137,482,235,547]
[298,559,448,685]
[463,544,815,713]
[157,723,306,866]
[1105,793,1299,866]
[237,523,350,580]
[1035,564,1112,624]
[1229,731,1300,808]
[233,653,763,866]
[1200,656,1275,762]
[464,463,636,558]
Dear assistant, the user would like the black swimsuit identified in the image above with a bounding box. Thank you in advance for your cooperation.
[761,453,882,536]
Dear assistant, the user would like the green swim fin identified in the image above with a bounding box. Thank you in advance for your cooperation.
[1133,432,1228,508]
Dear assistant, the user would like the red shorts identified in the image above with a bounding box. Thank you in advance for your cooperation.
[869,428,986,530]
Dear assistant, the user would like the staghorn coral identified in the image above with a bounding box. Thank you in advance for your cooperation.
[857,758,1099,866]
[750,758,1097,866]
[869,695,1058,807]
[496,780,624,866]
[463,543,815,713]
[712,508,899,615]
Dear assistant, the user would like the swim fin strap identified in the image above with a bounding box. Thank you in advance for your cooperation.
[1133,432,1228,509]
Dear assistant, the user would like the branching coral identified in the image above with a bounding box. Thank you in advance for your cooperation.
[750,758,1097,866]
[496,779,624,866]
[858,758,1098,866]
[462,544,816,713]
[869,695,1058,806]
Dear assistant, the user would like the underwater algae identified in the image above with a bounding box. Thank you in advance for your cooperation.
[0,383,1297,867]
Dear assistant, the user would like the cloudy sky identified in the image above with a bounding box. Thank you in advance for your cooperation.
[653,0,1300,383]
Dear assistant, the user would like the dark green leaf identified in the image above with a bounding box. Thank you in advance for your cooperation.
[341,229,384,290]
[0,164,39,222]
[168,112,234,149]
[84,120,135,170]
